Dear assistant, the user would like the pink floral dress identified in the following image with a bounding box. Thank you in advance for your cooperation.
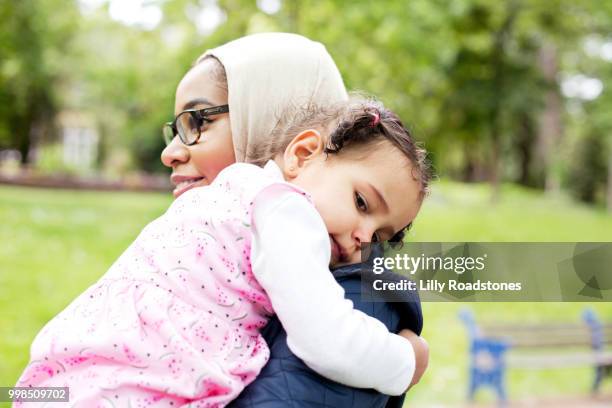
[17,163,306,407]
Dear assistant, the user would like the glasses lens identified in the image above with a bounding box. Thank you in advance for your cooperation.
[176,111,201,145]
[162,124,175,146]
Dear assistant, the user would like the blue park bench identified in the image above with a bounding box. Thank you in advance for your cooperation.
[459,309,612,404]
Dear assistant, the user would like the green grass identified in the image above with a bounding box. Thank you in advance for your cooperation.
[405,181,612,406]
[0,186,171,397]
[411,181,612,241]
[1,181,612,407]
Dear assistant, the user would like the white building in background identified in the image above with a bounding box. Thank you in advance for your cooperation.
[57,111,99,170]
[62,126,98,168]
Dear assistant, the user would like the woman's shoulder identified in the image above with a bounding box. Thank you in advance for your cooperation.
[214,162,267,183]
[213,161,286,192]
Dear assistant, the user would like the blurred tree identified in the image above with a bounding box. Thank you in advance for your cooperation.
[200,0,611,207]
[0,0,78,164]
[440,0,523,200]
[560,1,612,208]
[69,0,260,173]
[1,0,610,210]
[568,130,608,203]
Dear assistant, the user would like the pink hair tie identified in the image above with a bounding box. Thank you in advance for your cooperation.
[370,111,380,127]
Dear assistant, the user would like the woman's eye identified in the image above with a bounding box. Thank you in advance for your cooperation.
[186,116,199,133]
[355,192,368,211]
[199,117,213,131]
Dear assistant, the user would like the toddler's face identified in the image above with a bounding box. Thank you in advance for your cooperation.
[161,59,235,198]
[288,139,422,266]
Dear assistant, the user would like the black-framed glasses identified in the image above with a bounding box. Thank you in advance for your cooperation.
[163,104,229,146]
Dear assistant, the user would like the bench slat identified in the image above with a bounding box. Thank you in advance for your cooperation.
[507,351,612,368]
[481,323,588,331]
[509,339,595,348]
[480,334,594,347]
[481,330,592,338]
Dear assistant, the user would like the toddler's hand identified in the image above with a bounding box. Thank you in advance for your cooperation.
[399,329,429,391]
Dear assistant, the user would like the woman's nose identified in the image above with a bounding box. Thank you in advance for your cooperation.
[161,137,190,168]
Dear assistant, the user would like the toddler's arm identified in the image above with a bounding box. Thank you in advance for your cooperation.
[399,329,429,390]
[251,189,416,395]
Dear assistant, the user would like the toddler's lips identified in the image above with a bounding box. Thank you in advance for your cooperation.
[171,176,206,198]
[329,236,346,264]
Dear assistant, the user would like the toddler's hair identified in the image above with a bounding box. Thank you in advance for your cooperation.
[326,100,430,200]
[252,97,432,243]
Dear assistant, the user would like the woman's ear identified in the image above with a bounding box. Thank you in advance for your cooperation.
[283,129,325,179]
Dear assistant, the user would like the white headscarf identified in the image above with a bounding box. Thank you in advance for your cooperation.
[201,32,348,163]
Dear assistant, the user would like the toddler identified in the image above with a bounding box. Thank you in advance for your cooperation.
[17,99,431,407]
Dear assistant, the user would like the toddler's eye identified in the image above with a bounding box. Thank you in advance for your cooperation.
[355,192,368,212]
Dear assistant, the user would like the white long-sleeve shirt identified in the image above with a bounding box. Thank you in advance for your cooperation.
[250,161,415,395]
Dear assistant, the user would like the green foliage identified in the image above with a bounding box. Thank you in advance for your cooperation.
[1,0,611,206]
[34,143,78,175]
[0,185,171,399]
[0,0,79,161]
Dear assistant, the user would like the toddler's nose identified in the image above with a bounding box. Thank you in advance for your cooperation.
[352,226,375,248]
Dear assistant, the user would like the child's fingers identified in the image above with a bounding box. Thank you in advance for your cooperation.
[411,336,429,386]
[398,329,429,390]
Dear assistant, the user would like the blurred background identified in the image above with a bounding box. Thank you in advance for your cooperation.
[1,0,612,406]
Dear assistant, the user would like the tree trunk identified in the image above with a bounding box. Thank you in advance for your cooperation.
[13,114,33,166]
[536,42,564,194]
[516,112,535,186]
[608,142,612,212]
[288,0,299,32]
[463,143,476,182]
[489,1,520,202]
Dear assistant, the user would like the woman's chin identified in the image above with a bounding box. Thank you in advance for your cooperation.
[172,178,207,198]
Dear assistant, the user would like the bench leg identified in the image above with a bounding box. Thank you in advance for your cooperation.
[468,372,477,401]
[495,375,507,406]
[584,310,608,394]
[468,339,509,404]
[593,365,603,394]
[468,366,507,403]
[593,364,612,394]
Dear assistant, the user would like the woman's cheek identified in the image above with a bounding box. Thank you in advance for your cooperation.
[191,145,235,180]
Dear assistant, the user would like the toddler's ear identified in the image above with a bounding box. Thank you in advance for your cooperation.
[283,129,325,178]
